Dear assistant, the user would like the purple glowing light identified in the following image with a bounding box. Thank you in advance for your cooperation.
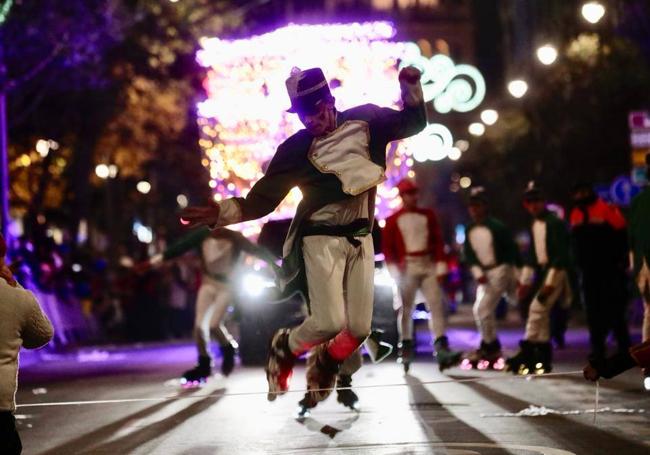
[195,22,420,231]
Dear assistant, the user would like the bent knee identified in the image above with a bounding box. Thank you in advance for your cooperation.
[347,321,371,341]
[313,317,346,341]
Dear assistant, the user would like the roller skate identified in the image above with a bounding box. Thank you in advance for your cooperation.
[265,328,296,401]
[505,340,536,375]
[397,339,413,373]
[531,342,553,374]
[180,355,212,387]
[643,368,650,391]
[220,342,238,377]
[305,343,341,404]
[461,339,505,371]
[336,374,360,411]
[295,393,318,421]
[434,336,463,372]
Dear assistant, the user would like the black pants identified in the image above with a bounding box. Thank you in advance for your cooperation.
[550,304,569,347]
[0,411,22,455]
[581,268,631,361]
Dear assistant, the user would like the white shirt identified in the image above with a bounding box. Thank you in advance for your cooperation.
[202,237,235,277]
[532,219,548,266]
[469,226,496,267]
[397,212,429,253]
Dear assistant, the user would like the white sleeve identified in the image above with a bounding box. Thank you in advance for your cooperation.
[544,268,558,286]
[213,199,243,228]
[519,266,535,286]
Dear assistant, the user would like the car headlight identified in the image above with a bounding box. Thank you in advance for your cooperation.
[373,268,395,288]
[242,273,276,297]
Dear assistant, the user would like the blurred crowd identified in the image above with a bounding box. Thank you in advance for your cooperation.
[7,234,203,345]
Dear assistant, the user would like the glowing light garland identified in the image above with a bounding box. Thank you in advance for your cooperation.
[196,22,485,235]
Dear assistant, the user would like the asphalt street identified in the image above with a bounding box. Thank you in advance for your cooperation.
[14,311,650,455]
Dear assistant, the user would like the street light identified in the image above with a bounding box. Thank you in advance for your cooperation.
[507,79,528,98]
[447,147,462,161]
[95,164,110,179]
[177,194,188,208]
[581,2,605,24]
[536,44,558,65]
[35,139,50,157]
[480,109,499,125]
[459,176,472,189]
[136,181,151,194]
[468,122,485,136]
[454,139,470,152]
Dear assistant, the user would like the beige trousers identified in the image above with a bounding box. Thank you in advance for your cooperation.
[473,264,517,343]
[397,257,445,341]
[525,270,571,342]
[288,235,374,356]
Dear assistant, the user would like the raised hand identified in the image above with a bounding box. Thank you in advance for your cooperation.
[398,66,422,84]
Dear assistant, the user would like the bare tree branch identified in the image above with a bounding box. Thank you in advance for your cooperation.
[6,43,64,91]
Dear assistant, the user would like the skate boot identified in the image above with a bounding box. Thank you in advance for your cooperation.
[296,393,318,421]
[336,374,360,411]
[397,339,414,373]
[305,343,341,404]
[531,342,552,374]
[434,336,463,372]
[180,355,212,387]
[220,342,238,377]
[461,340,505,371]
[644,368,650,391]
[505,340,535,375]
[265,328,296,401]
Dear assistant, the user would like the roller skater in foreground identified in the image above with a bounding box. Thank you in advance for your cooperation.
[383,179,462,373]
[181,65,427,405]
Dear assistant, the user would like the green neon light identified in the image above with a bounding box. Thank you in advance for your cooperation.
[0,0,13,25]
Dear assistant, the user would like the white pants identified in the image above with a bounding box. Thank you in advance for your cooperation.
[289,235,374,357]
[638,259,650,342]
[473,264,517,343]
[525,270,570,342]
[195,276,234,357]
[397,257,445,341]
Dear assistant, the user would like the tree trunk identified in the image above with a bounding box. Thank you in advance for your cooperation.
[0,91,8,240]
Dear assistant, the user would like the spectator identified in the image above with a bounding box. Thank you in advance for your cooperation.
[0,233,54,454]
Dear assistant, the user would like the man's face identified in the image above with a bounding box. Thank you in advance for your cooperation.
[468,202,487,222]
[401,190,418,209]
[298,99,336,137]
[524,199,546,217]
